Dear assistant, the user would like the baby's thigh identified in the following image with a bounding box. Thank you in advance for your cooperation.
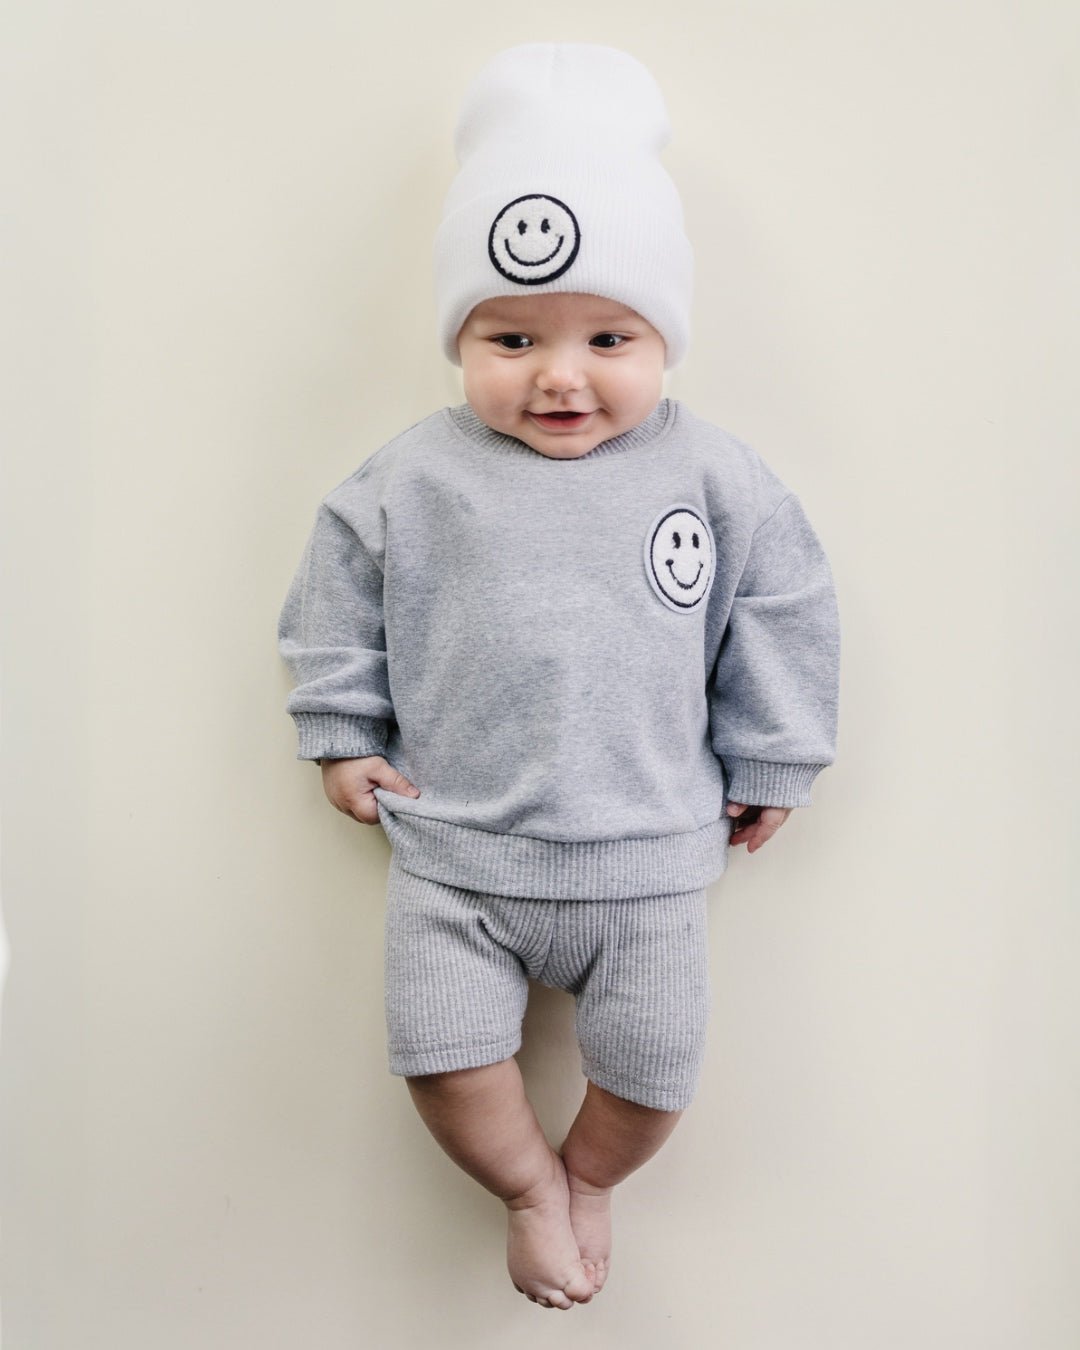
[383,857,531,1078]
[570,890,711,1112]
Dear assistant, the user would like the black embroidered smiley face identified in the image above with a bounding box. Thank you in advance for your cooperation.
[644,505,716,613]
[487,194,581,285]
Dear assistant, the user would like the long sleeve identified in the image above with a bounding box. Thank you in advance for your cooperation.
[708,492,840,808]
[278,502,394,761]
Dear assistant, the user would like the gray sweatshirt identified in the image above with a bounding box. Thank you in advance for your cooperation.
[278,398,840,900]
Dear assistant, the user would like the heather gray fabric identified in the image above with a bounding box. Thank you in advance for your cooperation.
[383,856,710,1111]
[278,397,840,900]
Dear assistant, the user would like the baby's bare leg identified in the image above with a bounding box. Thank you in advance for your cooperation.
[406,1059,595,1309]
[559,1080,684,1292]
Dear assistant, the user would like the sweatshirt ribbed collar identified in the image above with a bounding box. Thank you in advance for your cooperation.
[445,399,676,461]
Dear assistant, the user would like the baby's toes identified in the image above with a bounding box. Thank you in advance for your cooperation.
[561,1262,595,1304]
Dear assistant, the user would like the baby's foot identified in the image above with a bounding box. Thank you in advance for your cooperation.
[506,1150,595,1310]
[564,1170,613,1294]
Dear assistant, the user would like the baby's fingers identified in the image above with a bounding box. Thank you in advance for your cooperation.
[323,781,379,825]
[340,761,420,825]
[343,791,380,825]
[367,760,421,799]
[727,804,792,853]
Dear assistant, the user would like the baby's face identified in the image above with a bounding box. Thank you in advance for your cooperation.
[456,293,666,459]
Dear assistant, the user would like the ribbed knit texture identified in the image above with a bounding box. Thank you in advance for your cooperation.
[383,858,710,1111]
[292,711,387,761]
[376,807,731,902]
[721,757,828,807]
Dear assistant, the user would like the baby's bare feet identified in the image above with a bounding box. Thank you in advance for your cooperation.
[506,1150,595,1310]
[564,1170,613,1294]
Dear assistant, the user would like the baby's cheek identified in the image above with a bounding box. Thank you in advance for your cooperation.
[490,370,524,403]
[465,370,510,417]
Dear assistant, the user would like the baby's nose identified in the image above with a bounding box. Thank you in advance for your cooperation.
[536,354,585,393]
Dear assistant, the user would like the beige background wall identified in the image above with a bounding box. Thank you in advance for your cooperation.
[3,1,1077,1346]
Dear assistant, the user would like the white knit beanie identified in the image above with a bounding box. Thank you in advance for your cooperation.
[433,43,693,370]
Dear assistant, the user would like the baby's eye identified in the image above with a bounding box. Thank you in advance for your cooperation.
[493,334,533,350]
[590,332,627,349]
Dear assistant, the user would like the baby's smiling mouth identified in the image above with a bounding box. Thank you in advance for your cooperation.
[665,559,704,590]
[527,410,593,430]
[503,235,565,267]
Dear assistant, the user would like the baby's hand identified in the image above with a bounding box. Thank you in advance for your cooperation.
[726,801,793,854]
[320,755,420,825]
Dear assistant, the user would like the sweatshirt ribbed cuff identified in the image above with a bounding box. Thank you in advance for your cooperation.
[719,757,829,808]
[292,712,388,762]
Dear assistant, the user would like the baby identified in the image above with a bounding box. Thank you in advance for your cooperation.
[279,43,840,1310]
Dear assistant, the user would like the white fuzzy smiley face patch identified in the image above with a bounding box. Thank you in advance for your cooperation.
[644,505,716,613]
[487,194,581,285]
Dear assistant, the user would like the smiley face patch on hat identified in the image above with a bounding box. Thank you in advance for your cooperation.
[644,505,715,613]
[488,194,581,284]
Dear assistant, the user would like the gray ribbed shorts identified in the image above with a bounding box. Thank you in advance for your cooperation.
[383,855,711,1111]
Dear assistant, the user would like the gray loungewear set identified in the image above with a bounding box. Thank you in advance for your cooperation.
[278,397,840,1109]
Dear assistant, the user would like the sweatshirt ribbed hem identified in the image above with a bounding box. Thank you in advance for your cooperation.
[292,712,388,761]
[375,805,731,901]
[719,757,828,808]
